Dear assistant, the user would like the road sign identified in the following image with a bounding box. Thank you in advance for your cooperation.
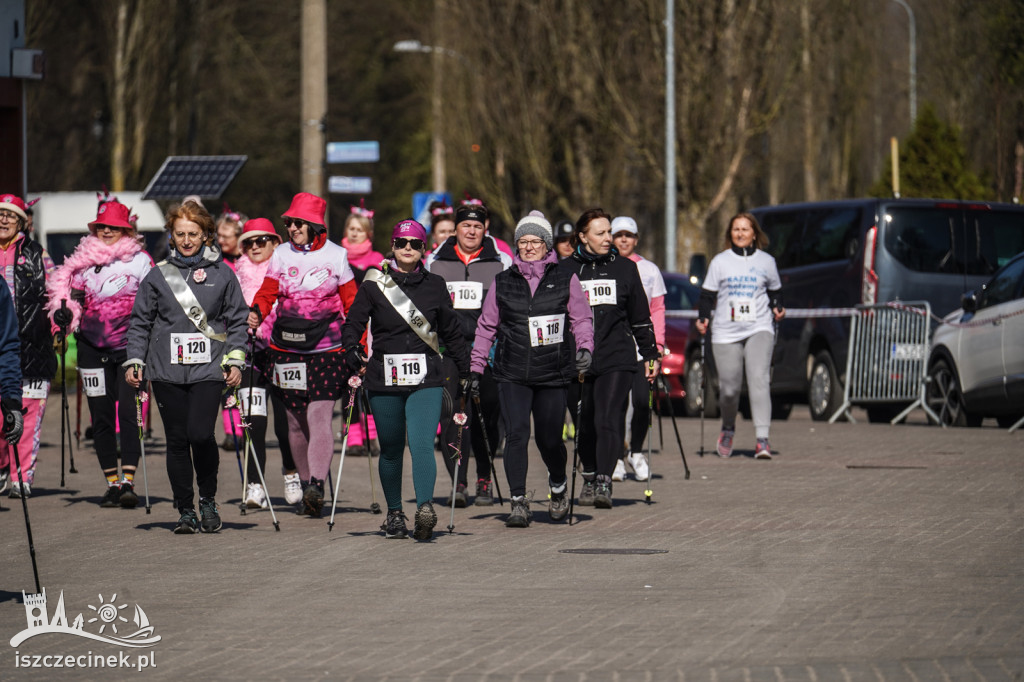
[326,141,379,164]
[412,191,452,229]
[329,176,373,194]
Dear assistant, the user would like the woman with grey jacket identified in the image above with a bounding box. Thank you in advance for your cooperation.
[124,200,249,534]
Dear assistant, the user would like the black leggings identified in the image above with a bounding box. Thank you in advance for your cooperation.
[498,382,568,497]
[236,365,270,483]
[629,361,654,453]
[151,380,223,510]
[578,371,633,477]
[77,340,140,473]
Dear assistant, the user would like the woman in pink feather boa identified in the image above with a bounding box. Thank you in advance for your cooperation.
[46,199,153,508]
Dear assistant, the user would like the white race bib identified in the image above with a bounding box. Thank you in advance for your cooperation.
[80,368,106,398]
[237,387,268,417]
[274,363,307,391]
[446,281,483,310]
[170,333,212,365]
[22,379,48,400]
[384,354,427,386]
[728,297,756,322]
[581,279,617,306]
[529,314,565,347]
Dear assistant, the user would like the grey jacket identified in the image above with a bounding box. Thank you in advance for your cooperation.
[124,246,248,384]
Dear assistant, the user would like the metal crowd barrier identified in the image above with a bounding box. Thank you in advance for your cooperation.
[829,301,940,425]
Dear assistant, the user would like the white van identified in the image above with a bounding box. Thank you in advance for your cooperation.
[31,191,168,265]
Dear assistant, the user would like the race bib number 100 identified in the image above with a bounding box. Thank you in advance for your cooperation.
[581,279,617,306]
[384,354,428,386]
[170,333,211,365]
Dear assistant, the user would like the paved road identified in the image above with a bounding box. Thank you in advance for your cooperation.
[1,395,1021,680]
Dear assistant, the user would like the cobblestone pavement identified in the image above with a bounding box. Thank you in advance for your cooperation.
[1,397,1021,680]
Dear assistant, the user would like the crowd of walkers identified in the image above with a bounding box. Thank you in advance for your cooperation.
[0,188,785,540]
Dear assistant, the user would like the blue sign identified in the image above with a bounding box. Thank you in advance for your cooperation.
[412,191,452,231]
[326,141,379,164]
[328,176,373,194]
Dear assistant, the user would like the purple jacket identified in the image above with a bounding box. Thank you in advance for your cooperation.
[471,248,593,374]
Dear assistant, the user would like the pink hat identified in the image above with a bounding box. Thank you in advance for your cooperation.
[282,192,326,226]
[240,218,280,242]
[392,219,427,242]
[88,199,135,231]
[0,193,29,222]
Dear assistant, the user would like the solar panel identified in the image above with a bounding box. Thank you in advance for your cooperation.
[141,156,248,200]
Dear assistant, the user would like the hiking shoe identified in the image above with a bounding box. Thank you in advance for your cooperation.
[594,476,613,509]
[549,487,569,523]
[577,476,597,506]
[283,473,303,505]
[10,481,31,498]
[506,496,532,528]
[612,459,627,482]
[303,478,325,517]
[382,509,408,539]
[99,483,122,507]
[627,451,650,480]
[220,435,237,451]
[174,508,199,534]
[474,478,494,506]
[717,429,735,458]
[118,480,139,509]
[414,501,437,540]
[245,482,269,509]
[754,438,773,460]
[447,482,468,508]
[199,497,222,533]
[0,469,9,496]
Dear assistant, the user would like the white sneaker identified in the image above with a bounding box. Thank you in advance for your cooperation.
[245,482,268,509]
[10,481,31,498]
[0,469,9,495]
[612,459,627,482]
[627,451,650,481]
[283,473,302,505]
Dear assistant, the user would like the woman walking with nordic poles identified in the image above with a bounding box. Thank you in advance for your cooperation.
[471,213,593,527]
[695,212,784,459]
[47,199,153,507]
[559,208,659,509]
[341,219,469,541]
[249,193,357,518]
[125,200,249,533]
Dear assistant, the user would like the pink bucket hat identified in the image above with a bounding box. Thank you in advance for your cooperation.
[0,193,29,221]
[88,200,135,231]
[391,219,427,243]
[240,217,280,243]
[282,192,327,227]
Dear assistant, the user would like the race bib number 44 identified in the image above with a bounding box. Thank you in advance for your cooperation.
[529,314,565,347]
[274,363,307,391]
[446,281,483,310]
[728,297,756,322]
[581,279,617,306]
[384,354,427,386]
[170,333,211,365]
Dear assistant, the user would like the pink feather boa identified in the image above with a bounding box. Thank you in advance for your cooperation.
[234,254,276,339]
[46,235,145,332]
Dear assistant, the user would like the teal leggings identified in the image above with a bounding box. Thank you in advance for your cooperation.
[369,387,443,510]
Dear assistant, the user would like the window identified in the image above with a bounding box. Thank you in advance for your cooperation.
[882,208,958,273]
[965,209,1024,275]
[759,212,804,269]
[804,208,861,262]
[979,257,1024,309]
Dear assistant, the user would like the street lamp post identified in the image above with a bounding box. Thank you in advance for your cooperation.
[664,0,677,272]
[891,0,917,126]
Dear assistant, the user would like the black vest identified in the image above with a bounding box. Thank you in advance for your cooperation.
[12,238,56,380]
[492,261,574,387]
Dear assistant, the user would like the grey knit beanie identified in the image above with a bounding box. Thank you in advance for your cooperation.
[514,211,553,250]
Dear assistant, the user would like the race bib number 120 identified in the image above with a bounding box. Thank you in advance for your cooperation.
[170,333,211,364]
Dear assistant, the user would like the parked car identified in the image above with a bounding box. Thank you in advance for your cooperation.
[926,251,1024,427]
[686,199,1024,421]
[659,272,700,413]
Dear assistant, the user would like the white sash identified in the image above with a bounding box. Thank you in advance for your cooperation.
[157,257,227,343]
[363,267,439,353]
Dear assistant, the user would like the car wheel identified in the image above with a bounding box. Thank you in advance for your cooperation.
[927,358,981,427]
[683,352,719,418]
[808,350,842,421]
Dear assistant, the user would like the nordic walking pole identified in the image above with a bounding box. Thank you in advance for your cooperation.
[238,331,257,515]
[446,396,468,534]
[471,389,504,506]
[57,300,77,476]
[698,332,706,457]
[644,364,654,504]
[234,387,280,531]
[5,405,41,592]
[132,367,151,514]
[360,390,381,514]
[327,376,361,531]
[660,375,691,479]
[75,374,82,449]
[568,373,584,526]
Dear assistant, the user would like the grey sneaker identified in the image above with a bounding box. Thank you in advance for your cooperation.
[174,508,199,534]
[594,476,613,509]
[382,509,409,539]
[10,481,31,498]
[754,438,772,459]
[199,497,222,533]
[577,475,597,506]
[446,482,468,508]
[548,486,569,523]
[506,496,532,528]
[0,469,9,496]
[717,429,735,458]
[474,479,494,506]
[414,501,437,540]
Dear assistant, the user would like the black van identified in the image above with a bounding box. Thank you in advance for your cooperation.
[685,199,1024,421]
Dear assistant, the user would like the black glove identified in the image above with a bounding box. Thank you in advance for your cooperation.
[465,371,482,397]
[575,348,592,374]
[2,397,24,446]
[53,307,73,330]
[344,346,367,372]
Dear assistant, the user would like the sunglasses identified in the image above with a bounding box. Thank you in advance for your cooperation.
[283,218,305,228]
[393,238,425,251]
[97,225,125,233]
[243,235,277,248]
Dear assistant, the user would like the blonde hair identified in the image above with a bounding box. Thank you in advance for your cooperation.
[166,200,216,245]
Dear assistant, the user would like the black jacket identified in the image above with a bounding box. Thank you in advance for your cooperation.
[425,236,508,341]
[341,262,469,393]
[558,246,657,376]
[10,238,56,380]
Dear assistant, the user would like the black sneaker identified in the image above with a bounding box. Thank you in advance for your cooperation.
[577,475,597,506]
[549,487,569,523]
[381,509,409,539]
[413,501,437,540]
[303,477,325,517]
[100,484,122,508]
[506,496,532,528]
[118,480,139,509]
[594,476,613,509]
[474,478,494,506]
[174,508,199,534]
[198,497,222,533]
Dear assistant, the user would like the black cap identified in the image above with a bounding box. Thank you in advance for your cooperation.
[554,219,574,241]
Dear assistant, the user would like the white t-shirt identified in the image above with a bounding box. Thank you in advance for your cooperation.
[702,248,781,344]
[633,256,667,302]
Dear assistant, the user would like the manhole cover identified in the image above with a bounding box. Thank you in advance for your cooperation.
[558,548,668,555]
[846,465,927,470]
